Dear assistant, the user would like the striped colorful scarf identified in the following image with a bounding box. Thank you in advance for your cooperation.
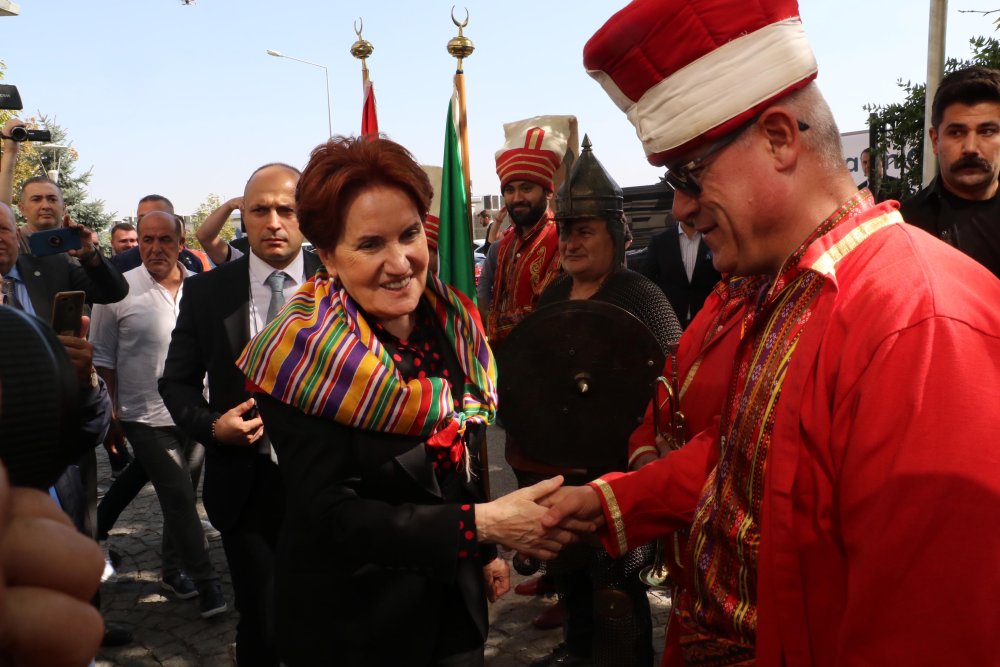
[236,268,497,451]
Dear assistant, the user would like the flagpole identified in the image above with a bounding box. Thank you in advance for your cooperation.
[351,18,372,87]
[351,17,376,135]
[448,7,475,238]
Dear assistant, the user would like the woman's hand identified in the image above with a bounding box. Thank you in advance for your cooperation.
[475,476,574,560]
[482,557,510,602]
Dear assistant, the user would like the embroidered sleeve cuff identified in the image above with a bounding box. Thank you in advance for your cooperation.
[590,477,629,558]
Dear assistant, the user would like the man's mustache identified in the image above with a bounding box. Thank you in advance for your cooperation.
[951,155,993,173]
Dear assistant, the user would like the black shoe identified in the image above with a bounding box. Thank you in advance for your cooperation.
[101,622,133,647]
[161,572,199,599]
[529,643,591,667]
[198,581,228,619]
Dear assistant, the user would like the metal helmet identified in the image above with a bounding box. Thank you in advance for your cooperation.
[555,135,627,266]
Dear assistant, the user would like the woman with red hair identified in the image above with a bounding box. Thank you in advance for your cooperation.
[237,136,568,666]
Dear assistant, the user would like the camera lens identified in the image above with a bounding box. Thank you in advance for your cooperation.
[9,127,27,142]
[48,235,63,247]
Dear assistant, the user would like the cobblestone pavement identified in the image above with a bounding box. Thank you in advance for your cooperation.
[95,424,669,665]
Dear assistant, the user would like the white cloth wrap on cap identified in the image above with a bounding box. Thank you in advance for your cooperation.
[588,19,817,158]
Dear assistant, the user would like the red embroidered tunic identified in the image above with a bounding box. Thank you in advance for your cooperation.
[486,211,561,347]
[590,193,1000,665]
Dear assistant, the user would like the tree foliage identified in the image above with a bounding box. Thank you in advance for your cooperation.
[0,61,116,231]
[864,36,1000,197]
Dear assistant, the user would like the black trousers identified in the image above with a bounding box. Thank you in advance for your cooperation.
[221,455,284,667]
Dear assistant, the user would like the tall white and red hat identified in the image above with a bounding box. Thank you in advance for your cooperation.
[495,115,579,192]
[584,0,818,166]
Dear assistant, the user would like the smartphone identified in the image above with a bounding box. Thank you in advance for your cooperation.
[28,227,82,257]
[51,291,85,336]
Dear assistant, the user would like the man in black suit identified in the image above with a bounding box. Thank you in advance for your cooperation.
[160,163,319,667]
[639,217,720,329]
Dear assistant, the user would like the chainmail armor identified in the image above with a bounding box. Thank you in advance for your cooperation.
[538,268,682,354]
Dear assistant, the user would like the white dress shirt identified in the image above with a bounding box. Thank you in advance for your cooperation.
[247,249,306,338]
[91,263,193,427]
[677,224,703,283]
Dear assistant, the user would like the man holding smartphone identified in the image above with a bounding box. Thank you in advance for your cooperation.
[4,177,128,321]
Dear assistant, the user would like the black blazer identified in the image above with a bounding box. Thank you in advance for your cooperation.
[158,251,322,532]
[17,252,128,322]
[257,393,492,667]
[640,226,720,329]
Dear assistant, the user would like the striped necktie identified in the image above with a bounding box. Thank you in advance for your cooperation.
[2,276,23,310]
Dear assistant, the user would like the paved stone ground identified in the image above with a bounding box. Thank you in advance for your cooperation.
[94,424,670,665]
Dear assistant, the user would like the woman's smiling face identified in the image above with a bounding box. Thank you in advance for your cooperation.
[318,185,429,337]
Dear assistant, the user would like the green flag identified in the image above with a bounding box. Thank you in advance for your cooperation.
[436,88,476,302]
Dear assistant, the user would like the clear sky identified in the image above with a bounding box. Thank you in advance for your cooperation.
[1,1,998,219]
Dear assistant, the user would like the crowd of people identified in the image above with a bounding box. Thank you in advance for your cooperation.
[1,0,1000,665]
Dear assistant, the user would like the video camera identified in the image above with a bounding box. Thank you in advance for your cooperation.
[0,84,53,142]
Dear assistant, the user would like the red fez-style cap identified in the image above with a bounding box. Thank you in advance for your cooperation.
[584,0,818,166]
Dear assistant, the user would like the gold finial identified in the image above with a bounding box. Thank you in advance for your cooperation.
[351,17,374,69]
[447,6,474,68]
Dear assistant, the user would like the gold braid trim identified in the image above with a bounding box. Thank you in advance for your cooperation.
[592,478,629,555]
[810,211,901,276]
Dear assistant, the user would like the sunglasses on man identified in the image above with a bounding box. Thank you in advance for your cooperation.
[664,118,810,197]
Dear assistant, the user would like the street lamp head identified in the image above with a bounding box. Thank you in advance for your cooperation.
[266,49,283,57]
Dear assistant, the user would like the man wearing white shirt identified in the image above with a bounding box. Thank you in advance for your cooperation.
[159,163,320,667]
[639,217,721,329]
[91,211,227,619]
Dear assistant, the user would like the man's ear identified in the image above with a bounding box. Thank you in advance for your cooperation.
[758,108,802,171]
[929,126,940,157]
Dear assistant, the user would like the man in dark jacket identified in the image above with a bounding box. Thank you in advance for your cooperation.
[900,65,1000,278]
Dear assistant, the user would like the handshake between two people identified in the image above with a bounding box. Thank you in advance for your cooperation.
[475,476,610,560]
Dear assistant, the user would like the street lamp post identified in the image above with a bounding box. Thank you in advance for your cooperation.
[266,49,332,138]
[35,143,68,182]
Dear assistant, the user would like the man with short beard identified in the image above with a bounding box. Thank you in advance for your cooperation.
[487,116,575,348]
[901,65,1000,278]
[109,222,138,255]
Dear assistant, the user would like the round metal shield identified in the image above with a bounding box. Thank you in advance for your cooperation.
[497,300,665,472]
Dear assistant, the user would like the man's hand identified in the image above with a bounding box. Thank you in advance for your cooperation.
[0,118,24,150]
[103,418,127,457]
[196,196,245,265]
[226,196,244,213]
[213,398,264,446]
[56,315,94,387]
[475,476,576,560]
[482,557,510,602]
[0,464,105,667]
[63,215,101,267]
[540,485,606,535]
